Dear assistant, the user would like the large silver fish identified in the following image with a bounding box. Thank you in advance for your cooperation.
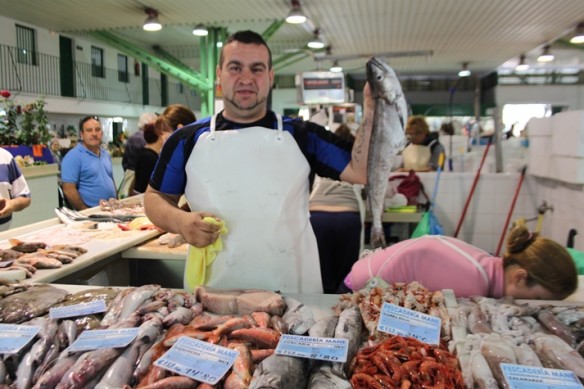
[366,57,407,248]
[249,354,308,389]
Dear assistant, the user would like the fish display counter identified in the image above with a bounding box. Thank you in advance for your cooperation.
[1,280,584,387]
[0,196,162,285]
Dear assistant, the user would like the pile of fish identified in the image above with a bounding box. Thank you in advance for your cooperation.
[0,239,87,279]
[335,281,452,342]
[450,296,584,388]
[0,283,368,388]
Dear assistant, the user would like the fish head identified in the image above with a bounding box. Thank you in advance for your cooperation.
[366,57,403,104]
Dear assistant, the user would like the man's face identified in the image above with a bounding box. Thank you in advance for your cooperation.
[217,41,274,123]
[81,118,103,149]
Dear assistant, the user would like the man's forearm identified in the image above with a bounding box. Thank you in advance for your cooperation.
[62,185,87,210]
[341,109,373,184]
[9,197,31,212]
[144,189,184,234]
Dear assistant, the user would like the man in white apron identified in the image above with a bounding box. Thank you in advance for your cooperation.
[144,30,374,294]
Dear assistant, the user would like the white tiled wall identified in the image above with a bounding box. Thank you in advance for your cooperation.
[416,172,538,254]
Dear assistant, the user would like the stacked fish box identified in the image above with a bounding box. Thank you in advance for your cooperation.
[527,116,553,178]
[550,110,584,184]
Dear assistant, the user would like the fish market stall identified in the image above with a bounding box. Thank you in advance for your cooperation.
[2,281,584,388]
[122,234,188,289]
[0,196,162,285]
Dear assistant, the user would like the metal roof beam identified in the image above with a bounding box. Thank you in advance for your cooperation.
[89,31,211,92]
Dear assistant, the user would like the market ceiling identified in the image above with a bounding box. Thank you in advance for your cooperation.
[1,0,584,80]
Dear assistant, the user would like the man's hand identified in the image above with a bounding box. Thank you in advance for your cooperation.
[0,199,12,219]
[178,211,222,248]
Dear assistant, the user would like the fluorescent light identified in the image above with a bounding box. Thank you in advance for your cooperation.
[286,9,306,24]
[515,54,529,71]
[537,45,554,62]
[308,30,325,49]
[143,8,162,31]
[458,62,471,77]
[286,0,307,24]
[192,24,208,36]
[330,61,342,72]
[570,22,584,44]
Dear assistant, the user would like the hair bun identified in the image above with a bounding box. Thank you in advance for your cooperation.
[506,224,536,254]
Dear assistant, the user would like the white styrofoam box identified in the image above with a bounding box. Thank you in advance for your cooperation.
[549,155,584,184]
[527,116,553,137]
[551,110,584,158]
[528,135,551,178]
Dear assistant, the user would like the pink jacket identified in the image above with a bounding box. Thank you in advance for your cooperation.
[345,235,505,298]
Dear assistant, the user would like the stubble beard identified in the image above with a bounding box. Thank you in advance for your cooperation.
[224,94,268,121]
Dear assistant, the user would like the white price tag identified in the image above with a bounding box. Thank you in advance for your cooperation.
[68,328,139,352]
[275,334,348,362]
[49,300,107,319]
[501,363,584,388]
[0,324,41,354]
[154,336,239,385]
[377,302,441,345]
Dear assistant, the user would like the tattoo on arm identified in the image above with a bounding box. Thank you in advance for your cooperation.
[352,118,368,163]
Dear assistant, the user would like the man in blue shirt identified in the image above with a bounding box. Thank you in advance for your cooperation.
[61,116,117,210]
[145,30,374,293]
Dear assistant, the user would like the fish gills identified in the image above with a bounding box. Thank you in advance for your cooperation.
[365,56,407,249]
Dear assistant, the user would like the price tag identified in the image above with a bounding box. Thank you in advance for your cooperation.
[275,334,348,362]
[501,363,584,388]
[68,327,139,352]
[0,324,41,354]
[377,302,441,345]
[154,336,239,385]
[49,300,107,319]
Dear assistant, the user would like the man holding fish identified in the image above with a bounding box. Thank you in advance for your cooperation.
[145,30,406,293]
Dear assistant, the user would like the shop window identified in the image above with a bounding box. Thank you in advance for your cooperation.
[91,46,104,78]
[118,54,128,83]
[16,24,37,65]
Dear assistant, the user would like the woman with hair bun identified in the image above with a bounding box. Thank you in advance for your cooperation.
[133,104,196,194]
[341,223,577,300]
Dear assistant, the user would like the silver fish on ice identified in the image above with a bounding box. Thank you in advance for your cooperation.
[366,57,407,248]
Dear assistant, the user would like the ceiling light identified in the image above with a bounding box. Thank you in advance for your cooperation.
[515,54,529,71]
[143,8,162,32]
[570,22,584,44]
[285,0,307,24]
[308,29,325,49]
[458,62,471,77]
[537,45,554,62]
[192,24,208,36]
[330,61,343,72]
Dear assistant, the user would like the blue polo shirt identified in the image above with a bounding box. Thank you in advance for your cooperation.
[61,144,117,207]
[150,111,354,195]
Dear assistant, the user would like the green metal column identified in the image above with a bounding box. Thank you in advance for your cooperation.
[199,27,227,117]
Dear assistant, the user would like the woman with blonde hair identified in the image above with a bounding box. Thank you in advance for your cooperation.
[342,223,577,300]
[398,115,445,172]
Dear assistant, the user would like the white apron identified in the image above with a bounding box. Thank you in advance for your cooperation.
[183,114,323,293]
[402,143,431,170]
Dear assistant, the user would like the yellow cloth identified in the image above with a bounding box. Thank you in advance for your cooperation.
[184,217,228,290]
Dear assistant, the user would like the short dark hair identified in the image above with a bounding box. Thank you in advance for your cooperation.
[79,115,100,132]
[219,30,272,69]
